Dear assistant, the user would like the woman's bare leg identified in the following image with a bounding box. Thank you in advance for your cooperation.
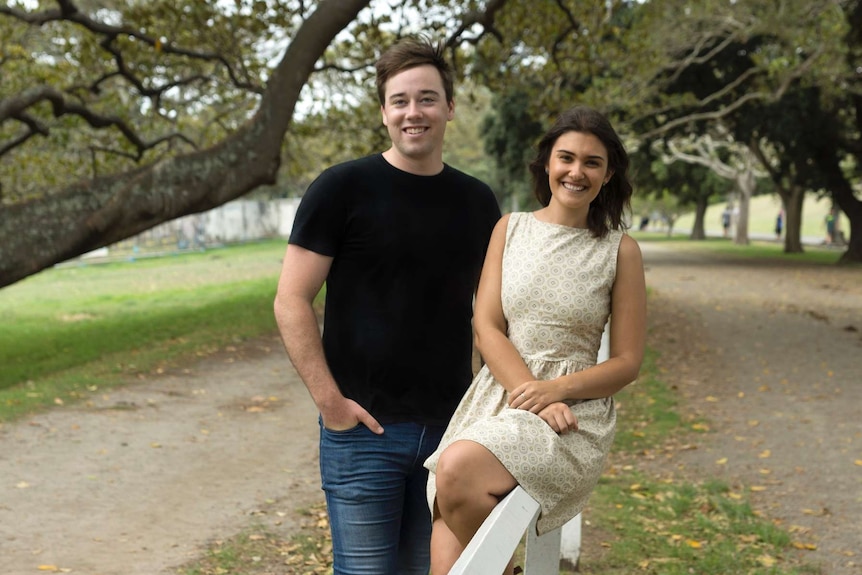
[430,514,463,575]
[432,440,518,574]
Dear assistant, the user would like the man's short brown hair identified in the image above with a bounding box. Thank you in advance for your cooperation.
[375,36,454,105]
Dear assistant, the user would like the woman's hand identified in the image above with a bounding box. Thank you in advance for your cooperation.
[509,380,578,434]
[508,380,564,413]
[537,403,579,434]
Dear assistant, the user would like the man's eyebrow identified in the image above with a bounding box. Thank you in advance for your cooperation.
[387,89,441,100]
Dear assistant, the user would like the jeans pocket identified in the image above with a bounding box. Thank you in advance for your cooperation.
[321,422,364,434]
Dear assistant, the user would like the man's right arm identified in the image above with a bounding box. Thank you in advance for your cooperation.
[273,244,383,433]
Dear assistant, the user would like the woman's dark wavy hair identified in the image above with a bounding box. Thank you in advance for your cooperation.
[528,106,633,238]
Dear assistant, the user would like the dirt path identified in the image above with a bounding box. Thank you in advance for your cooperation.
[639,242,862,574]
[1,242,859,575]
[0,338,325,575]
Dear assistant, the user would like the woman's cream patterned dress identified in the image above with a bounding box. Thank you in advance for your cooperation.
[425,211,623,535]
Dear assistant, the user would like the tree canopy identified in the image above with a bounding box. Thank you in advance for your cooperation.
[2,0,861,289]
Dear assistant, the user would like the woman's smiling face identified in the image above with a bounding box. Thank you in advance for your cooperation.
[546,130,613,220]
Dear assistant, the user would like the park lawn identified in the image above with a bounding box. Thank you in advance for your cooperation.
[631,231,851,266]
[0,240,297,421]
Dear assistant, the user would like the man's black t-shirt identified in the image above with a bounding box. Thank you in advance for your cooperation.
[289,154,501,425]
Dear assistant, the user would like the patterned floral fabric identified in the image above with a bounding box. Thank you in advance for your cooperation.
[425,212,624,534]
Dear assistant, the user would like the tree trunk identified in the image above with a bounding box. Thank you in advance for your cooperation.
[835,200,862,264]
[0,0,371,289]
[781,185,805,254]
[733,171,754,245]
[812,138,862,264]
[689,195,708,240]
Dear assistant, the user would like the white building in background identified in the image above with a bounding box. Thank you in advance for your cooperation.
[101,198,302,255]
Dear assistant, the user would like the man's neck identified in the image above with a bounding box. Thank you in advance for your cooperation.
[382,149,444,176]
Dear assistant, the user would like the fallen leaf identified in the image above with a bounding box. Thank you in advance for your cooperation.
[758,555,777,567]
[791,541,817,550]
[16,481,30,489]
[686,539,702,548]
[715,458,728,465]
[750,486,767,492]
[759,450,771,458]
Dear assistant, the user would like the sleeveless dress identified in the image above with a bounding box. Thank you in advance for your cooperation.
[424,212,624,534]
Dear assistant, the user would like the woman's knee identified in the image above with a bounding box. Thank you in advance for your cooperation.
[436,442,471,491]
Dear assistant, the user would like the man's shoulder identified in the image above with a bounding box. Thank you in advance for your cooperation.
[444,164,487,186]
[443,164,496,199]
[324,154,382,176]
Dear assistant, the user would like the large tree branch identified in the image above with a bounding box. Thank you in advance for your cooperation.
[638,47,823,140]
[445,0,509,46]
[0,85,196,159]
[0,0,263,93]
[0,0,371,289]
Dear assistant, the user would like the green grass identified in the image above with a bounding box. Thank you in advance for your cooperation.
[631,231,851,266]
[0,240,295,421]
[672,193,846,241]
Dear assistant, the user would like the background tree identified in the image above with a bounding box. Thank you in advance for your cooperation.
[628,0,861,261]
[734,86,833,253]
[632,145,731,240]
[481,89,543,211]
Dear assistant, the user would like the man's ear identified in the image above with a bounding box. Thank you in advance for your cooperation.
[447,99,455,121]
[381,105,388,126]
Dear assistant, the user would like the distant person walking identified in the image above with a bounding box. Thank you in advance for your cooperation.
[825,211,836,245]
[775,209,783,240]
[721,206,732,238]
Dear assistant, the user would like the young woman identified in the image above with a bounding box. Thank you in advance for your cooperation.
[425,106,647,574]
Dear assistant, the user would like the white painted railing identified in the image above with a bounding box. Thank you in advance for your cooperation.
[449,321,611,574]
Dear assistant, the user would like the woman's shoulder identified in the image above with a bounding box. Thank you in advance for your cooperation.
[617,233,643,264]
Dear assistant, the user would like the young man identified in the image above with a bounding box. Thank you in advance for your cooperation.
[273,36,500,575]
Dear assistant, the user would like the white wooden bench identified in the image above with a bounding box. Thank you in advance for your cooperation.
[448,322,610,574]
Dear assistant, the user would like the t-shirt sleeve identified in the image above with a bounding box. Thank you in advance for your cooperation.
[478,182,502,238]
[288,167,349,257]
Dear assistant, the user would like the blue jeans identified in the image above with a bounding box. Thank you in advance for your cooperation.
[319,419,445,575]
